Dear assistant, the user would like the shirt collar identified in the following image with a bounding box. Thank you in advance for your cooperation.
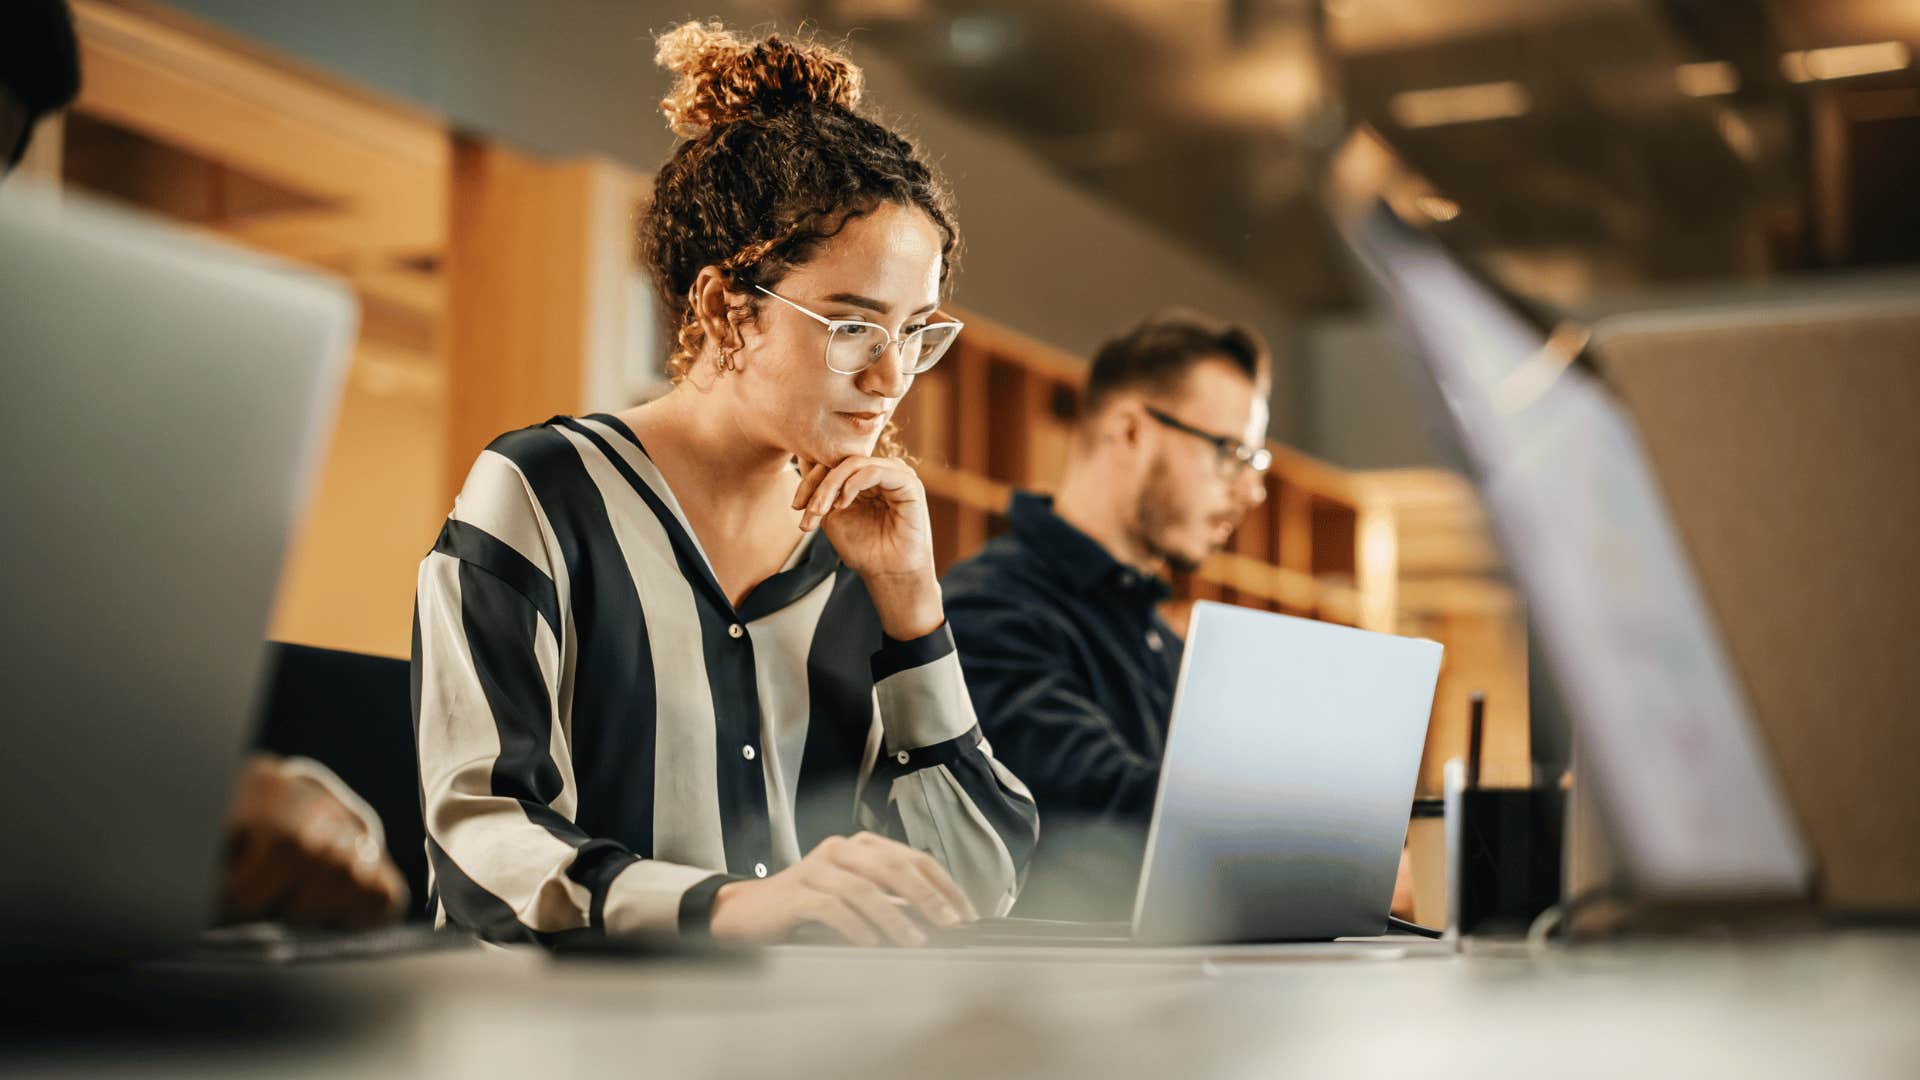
[1007,491,1171,603]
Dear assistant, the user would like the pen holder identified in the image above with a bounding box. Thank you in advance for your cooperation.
[1443,759,1565,937]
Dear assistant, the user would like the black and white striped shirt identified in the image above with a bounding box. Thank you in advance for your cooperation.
[412,414,1037,942]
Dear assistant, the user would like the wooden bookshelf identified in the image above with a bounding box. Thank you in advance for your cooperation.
[58,0,646,659]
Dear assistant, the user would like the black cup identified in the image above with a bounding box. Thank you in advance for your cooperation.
[1451,786,1565,937]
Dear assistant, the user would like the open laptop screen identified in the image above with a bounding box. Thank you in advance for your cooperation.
[1329,140,1809,902]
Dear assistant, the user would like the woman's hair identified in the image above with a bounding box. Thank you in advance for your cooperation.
[638,21,960,395]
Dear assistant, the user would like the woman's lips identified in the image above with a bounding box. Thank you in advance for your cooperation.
[837,411,884,430]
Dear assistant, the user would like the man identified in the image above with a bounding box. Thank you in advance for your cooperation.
[3,0,406,929]
[944,310,1275,919]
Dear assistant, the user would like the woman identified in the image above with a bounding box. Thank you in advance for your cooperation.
[413,21,1037,947]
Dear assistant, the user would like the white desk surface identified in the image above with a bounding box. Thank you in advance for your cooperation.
[5,931,1916,1078]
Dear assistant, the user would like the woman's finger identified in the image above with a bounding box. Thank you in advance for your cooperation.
[798,889,881,947]
[809,865,925,946]
[832,465,887,510]
[792,461,830,512]
[833,832,969,928]
[802,458,869,529]
[905,846,979,923]
[844,460,920,508]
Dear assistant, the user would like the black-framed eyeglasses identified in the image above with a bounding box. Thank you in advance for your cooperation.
[1143,405,1272,477]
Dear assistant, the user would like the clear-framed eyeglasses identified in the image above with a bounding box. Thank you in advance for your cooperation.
[1143,405,1274,478]
[755,285,963,376]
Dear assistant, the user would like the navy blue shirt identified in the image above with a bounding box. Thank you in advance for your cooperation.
[943,491,1182,919]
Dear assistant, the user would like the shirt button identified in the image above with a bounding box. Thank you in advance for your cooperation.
[753,862,768,878]
[728,623,744,639]
[895,750,910,765]
[1146,630,1164,653]
[1120,571,1136,587]
[742,744,756,761]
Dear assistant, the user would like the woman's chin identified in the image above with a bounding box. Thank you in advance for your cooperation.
[800,430,880,465]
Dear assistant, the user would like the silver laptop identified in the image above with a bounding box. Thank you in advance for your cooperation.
[942,601,1441,947]
[1326,131,1811,906]
[0,186,355,964]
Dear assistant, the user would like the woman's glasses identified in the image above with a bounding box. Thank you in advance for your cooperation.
[755,285,963,376]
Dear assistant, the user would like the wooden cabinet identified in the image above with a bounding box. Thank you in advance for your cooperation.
[57,0,650,658]
[63,0,450,659]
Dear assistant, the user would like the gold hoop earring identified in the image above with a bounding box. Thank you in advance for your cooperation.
[716,344,738,374]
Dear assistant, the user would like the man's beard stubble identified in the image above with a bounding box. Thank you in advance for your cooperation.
[1129,454,1205,576]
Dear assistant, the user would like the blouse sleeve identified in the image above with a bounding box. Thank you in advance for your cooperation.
[857,624,1039,917]
[413,448,729,941]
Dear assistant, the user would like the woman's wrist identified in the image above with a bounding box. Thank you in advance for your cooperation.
[707,878,756,939]
[862,569,945,641]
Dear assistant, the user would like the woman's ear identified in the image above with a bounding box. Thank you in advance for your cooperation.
[690,266,743,360]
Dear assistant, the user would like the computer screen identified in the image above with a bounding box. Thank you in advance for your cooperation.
[1329,139,1810,901]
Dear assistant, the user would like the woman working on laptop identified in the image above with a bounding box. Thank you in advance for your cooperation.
[413,21,1036,947]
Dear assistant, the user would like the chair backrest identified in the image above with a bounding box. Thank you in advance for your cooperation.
[253,642,427,920]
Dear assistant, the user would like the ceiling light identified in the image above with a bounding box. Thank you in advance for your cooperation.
[1715,110,1758,162]
[1676,61,1739,97]
[1781,41,1911,83]
[1388,81,1530,128]
[947,14,1015,64]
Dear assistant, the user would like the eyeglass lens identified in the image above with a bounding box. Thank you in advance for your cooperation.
[826,322,960,374]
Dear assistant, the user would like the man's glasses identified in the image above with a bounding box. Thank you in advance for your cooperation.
[755,285,963,376]
[1143,405,1273,477]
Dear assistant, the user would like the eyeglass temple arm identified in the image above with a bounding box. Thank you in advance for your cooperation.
[754,285,835,328]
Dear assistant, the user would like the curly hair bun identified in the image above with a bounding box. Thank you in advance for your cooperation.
[655,20,865,137]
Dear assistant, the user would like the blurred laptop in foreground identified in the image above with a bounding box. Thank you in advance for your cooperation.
[0,182,364,962]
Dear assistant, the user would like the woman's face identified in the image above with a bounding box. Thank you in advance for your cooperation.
[731,201,945,465]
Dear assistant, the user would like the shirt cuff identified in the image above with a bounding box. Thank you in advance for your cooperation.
[871,621,956,682]
[603,859,734,936]
[872,624,976,752]
[676,873,743,937]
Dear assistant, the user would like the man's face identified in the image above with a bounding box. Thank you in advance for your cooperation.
[1128,358,1270,573]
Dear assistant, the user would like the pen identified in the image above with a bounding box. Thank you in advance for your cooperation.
[1465,691,1486,790]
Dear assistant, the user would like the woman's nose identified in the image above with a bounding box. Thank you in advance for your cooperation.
[856,345,911,400]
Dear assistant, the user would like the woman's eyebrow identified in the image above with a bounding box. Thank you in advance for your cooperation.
[822,292,939,317]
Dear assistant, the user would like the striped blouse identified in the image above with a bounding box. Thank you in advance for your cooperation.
[411,413,1038,942]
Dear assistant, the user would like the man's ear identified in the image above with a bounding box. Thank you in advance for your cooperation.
[1111,399,1148,454]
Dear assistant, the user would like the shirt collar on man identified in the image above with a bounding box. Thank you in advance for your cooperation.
[1007,490,1171,604]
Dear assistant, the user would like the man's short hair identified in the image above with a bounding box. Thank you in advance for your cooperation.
[1,0,82,166]
[1080,309,1269,419]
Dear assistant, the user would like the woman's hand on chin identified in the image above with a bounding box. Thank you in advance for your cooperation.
[793,454,944,640]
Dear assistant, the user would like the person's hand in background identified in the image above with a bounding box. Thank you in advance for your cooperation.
[216,753,407,929]
[1390,845,1417,920]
